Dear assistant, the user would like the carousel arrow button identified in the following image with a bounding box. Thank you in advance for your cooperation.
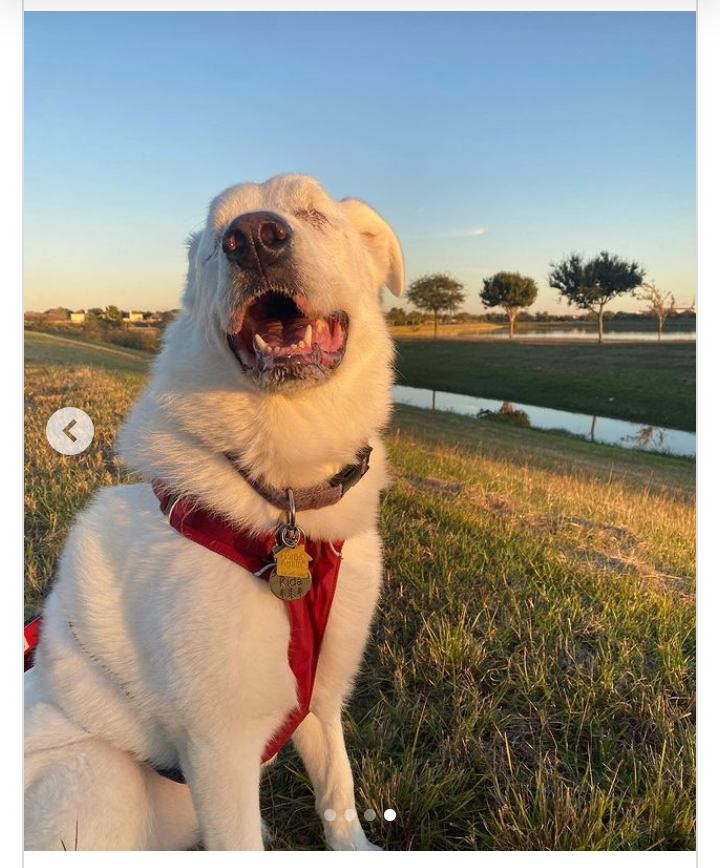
[46,408,94,455]
[62,419,78,442]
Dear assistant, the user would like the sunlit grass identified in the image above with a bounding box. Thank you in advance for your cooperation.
[24,364,144,614]
[24,349,695,850]
[391,322,502,338]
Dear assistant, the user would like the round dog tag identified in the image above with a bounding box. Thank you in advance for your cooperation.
[269,570,312,601]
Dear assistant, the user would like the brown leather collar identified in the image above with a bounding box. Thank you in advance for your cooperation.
[224,445,372,512]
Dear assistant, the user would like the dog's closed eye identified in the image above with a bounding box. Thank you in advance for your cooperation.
[294,208,329,228]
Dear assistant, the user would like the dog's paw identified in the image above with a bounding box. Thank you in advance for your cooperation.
[330,838,382,851]
[352,839,382,852]
[327,829,382,852]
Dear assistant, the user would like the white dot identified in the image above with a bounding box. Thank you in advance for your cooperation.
[323,809,336,821]
[364,809,376,821]
[383,808,396,822]
[344,809,357,821]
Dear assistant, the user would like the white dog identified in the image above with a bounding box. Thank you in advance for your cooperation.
[24,174,404,850]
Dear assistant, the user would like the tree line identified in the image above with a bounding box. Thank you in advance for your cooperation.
[23,306,179,353]
[405,252,681,343]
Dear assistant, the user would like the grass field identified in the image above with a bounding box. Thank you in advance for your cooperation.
[395,339,696,433]
[25,330,153,372]
[24,332,695,850]
[391,322,503,338]
[24,337,147,613]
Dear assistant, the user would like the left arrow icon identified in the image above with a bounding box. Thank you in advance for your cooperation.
[62,419,78,442]
[46,408,94,455]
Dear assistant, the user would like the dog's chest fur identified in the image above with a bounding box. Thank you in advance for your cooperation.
[40,482,383,770]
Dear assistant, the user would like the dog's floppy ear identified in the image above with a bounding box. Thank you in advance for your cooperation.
[342,198,404,297]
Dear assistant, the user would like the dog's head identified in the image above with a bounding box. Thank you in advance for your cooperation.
[119,176,401,531]
[182,174,403,393]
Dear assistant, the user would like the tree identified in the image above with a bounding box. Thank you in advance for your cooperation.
[160,309,180,326]
[24,311,51,330]
[638,281,676,341]
[102,305,124,329]
[406,273,465,339]
[385,306,408,327]
[43,307,71,322]
[480,271,538,338]
[548,251,645,343]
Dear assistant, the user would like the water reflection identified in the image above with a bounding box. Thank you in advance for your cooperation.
[392,385,695,458]
[622,425,666,452]
[446,327,696,342]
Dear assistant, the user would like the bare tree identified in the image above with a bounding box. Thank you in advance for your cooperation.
[638,281,676,341]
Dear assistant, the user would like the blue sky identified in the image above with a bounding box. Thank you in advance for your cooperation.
[24,11,696,314]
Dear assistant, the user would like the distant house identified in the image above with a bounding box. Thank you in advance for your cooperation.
[70,310,86,323]
[122,310,144,323]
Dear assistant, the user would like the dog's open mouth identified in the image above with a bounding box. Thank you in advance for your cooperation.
[227,290,348,388]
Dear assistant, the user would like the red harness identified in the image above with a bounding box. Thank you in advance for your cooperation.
[24,482,344,773]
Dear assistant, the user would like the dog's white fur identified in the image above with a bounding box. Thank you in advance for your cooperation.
[24,175,403,850]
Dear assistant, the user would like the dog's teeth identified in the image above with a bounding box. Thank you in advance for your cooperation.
[254,333,268,351]
[304,324,313,345]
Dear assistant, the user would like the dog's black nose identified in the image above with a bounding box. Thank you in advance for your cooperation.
[222,211,293,270]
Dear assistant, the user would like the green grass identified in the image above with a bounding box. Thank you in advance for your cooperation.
[25,330,153,372]
[24,353,145,614]
[395,340,696,433]
[24,336,695,850]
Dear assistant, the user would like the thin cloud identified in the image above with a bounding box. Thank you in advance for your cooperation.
[454,227,486,237]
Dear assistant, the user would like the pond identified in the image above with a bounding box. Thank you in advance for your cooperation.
[392,385,696,458]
